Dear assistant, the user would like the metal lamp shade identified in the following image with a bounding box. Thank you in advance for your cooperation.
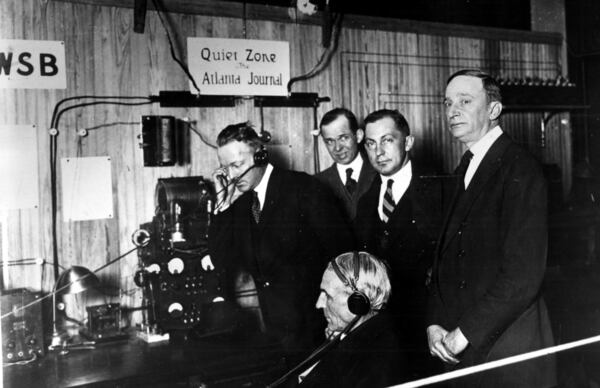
[56,266,100,294]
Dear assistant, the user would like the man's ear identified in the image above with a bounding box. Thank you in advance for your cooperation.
[356,128,365,143]
[489,101,503,121]
[404,135,414,152]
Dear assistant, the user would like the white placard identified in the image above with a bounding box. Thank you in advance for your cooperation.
[187,37,290,96]
[0,39,66,89]
[61,157,113,221]
[0,125,40,210]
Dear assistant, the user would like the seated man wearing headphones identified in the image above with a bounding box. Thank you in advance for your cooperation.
[296,251,408,388]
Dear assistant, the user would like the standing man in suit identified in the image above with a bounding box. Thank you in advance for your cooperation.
[208,122,355,359]
[427,69,556,387]
[354,109,443,379]
[315,108,377,221]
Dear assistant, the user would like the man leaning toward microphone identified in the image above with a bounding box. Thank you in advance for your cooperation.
[206,122,355,361]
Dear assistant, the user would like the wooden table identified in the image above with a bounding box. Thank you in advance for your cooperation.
[3,331,285,388]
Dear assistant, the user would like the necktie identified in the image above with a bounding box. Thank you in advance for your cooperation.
[382,179,395,223]
[455,150,474,192]
[251,190,261,224]
[446,150,473,217]
[345,168,357,195]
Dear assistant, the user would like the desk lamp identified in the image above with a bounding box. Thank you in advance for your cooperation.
[49,266,100,350]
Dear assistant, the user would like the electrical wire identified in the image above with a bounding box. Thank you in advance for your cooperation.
[2,352,38,367]
[0,246,141,320]
[150,0,201,94]
[54,101,153,127]
[213,164,260,210]
[287,12,344,93]
[78,121,140,132]
[50,95,150,129]
[48,96,152,282]
[188,123,218,149]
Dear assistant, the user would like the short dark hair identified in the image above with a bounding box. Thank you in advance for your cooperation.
[319,108,359,134]
[217,122,262,150]
[363,109,410,136]
[447,69,502,104]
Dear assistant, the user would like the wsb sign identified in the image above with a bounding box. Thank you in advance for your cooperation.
[0,39,66,89]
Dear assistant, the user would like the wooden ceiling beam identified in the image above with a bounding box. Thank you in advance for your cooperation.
[55,0,562,45]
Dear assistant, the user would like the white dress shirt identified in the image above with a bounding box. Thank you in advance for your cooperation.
[335,153,364,185]
[253,163,274,211]
[378,161,412,221]
[464,126,503,189]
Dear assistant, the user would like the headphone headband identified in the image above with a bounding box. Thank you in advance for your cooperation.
[329,252,370,316]
[352,251,360,288]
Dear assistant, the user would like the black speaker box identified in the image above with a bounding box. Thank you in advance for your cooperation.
[141,116,190,167]
[141,115,176,167]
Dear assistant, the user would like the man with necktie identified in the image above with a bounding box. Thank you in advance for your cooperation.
[354,109,443,379]
[427,69,556,387]
[208,122,355,359]
[315,108,377,221]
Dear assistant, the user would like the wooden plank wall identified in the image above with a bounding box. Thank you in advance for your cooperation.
[0,0,569,321]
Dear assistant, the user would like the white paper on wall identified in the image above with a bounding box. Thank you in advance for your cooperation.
[0,124,40,210]
[61,156,113,221]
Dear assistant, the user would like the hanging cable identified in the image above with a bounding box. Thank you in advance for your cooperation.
[188,123,218,149]
[287,12,344,93]
[150,0,201,94]
[50,95,150,129]
[48,99,153,282]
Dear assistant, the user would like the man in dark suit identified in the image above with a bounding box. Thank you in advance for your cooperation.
[354,109,443,379]
[315,108,377,221]
[294,251,407,388]
[208,122,354,358]
[427,69,556,387]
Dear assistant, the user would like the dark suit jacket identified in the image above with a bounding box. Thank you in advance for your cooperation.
[354,166,443,379]
[315,156,377,221]
[429,133,556,387]
[296,313,408,388]
[209,167,355,353]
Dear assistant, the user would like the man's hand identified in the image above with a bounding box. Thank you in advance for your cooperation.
[442,327,469,357]
[325,327,341,340]
[212,167,242,213]
[427,325,460,364]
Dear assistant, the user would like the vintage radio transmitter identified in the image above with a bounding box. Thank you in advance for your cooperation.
[1,288,45,363]
[135,177,235,334]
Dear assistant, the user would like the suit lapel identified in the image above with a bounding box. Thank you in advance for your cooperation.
[359,175,382,234]
[257,167,283,233]
[355,160,377,202]
[323,164,350,201]
[441,134,512,253]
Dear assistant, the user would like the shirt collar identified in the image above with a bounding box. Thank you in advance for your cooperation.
[253,163,273,202]
[468,126,503,157]
[381,160,412,185]
[335,153,363,180]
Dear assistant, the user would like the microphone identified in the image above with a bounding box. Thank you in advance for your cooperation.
[213,163,260,207]
[267,315,361,388]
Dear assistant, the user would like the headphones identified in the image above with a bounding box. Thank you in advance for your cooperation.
[253,145,269,167]
[329,251,371,316]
